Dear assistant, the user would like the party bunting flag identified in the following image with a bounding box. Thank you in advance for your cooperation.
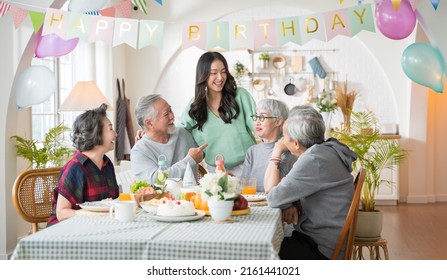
[155,0,163,5]
[113,18,139,48]
[391,0,402,10]
[10,6,28,29]
[116,0,132,18]
[324,9,352,41]
[409,0,420,10]
[29,11,45,33]
[138,20,164,49]
[99,6,116,17]
[339,0,344,4]
[0,1,11,17]
[132,0,148,15]
[430,0,440,10]
[84,11,100,16]
[89,16,115,46]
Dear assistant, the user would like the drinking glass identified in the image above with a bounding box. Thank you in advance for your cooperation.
[241,178,257,195]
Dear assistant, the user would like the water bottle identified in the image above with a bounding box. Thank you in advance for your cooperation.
[215,154,226,174]
[155,154,169,187]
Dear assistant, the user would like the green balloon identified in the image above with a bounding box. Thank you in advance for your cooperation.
[401,42,445,93]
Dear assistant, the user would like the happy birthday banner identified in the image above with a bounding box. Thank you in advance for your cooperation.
[40,4,376,51]
[0,1,440,51]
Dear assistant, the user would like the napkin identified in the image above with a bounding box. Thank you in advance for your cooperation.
[183,162,197,187]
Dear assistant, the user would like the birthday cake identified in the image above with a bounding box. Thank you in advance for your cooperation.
[156,200,196,217]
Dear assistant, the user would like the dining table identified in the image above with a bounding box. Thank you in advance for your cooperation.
[11,203,284,260]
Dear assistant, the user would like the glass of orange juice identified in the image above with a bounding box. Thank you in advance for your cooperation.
[119,193,131,201]
[241,178,257,195]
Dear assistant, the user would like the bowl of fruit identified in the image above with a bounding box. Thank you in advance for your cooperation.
[130,180,170,207]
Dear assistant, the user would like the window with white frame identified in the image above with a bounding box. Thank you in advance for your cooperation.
[31,46,84,142]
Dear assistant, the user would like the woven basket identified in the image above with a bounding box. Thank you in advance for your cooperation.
[131,192,170,207]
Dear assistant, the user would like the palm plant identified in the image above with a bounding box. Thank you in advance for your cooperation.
[332,111,408,211]
[11,123,73,168]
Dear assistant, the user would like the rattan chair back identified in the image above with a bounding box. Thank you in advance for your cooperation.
[12,167,61,233]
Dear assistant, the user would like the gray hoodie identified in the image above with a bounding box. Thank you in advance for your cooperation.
[267,138,357,259]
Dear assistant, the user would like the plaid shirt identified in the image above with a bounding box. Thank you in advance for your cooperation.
[47,150,119,226]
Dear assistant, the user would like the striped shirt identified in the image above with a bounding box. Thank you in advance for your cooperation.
[47,151,119,226]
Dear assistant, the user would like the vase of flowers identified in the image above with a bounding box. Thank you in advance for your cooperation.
[315,90,337,138]
[199,173,241,221]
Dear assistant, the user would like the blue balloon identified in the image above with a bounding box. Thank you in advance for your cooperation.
[401,42,445,93]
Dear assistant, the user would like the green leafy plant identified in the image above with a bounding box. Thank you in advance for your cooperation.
[332,111,408,211]
[11,123,73,169]
[233,61,251,80]
[258,52,270,61]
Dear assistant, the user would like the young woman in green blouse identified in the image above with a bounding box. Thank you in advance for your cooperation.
[180,51,256,177]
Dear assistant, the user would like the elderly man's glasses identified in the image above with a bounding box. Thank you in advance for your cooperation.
[251,115,278,122]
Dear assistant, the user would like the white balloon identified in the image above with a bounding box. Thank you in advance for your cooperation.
[68,0,108,12]
[16,66,55,108]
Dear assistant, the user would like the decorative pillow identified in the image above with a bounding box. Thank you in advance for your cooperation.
[308,57,327,79]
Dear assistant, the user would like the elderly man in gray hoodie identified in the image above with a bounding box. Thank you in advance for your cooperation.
[264,105,357,260]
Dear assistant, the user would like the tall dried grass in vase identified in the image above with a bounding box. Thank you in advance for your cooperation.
[335,79,358,132]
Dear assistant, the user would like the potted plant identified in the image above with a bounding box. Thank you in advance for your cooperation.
[233,61,251,83]
[332,111,408,238]
[258,52,270,69]
[11,123,74,168]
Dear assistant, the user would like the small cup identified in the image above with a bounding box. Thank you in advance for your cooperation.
[241,178,257,195]
[109,200,136,222]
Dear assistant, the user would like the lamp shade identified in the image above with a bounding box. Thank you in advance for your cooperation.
[59,81,112,112]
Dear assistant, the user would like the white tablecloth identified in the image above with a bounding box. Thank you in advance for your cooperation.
[11,206,284,260]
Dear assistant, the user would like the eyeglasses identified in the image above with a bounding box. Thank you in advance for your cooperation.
[251,115,278,122]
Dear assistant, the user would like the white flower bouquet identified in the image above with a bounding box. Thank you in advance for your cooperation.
[199,173,241,201]
[316,90,338,112]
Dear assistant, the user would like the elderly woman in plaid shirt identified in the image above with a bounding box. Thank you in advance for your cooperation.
[47,103,119,226]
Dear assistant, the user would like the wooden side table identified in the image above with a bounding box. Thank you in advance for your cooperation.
[352,238,390,260]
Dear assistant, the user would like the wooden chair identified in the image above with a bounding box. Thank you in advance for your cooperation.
[12,167,61,233]
[331,167,366,260]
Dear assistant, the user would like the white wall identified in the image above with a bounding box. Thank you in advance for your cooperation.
[0,11,18,260]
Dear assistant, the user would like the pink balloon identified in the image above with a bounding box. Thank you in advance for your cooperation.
[35,29,79,58]
[375,0,416,40]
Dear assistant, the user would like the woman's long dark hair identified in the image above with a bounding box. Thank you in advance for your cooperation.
[188,52,240,131]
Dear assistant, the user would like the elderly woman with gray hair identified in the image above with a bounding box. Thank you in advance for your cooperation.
[48,103,119,226]
[130,94,207,183]
[240,98,296,192]
[265,105,357,260]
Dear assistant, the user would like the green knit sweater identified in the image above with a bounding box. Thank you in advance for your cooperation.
[180,87,256,168]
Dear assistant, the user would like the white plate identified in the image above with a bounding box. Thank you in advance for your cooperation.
[78,200,114,212]
[148,211,205,222]
[243,194,267,202]
[140,204,158,214]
